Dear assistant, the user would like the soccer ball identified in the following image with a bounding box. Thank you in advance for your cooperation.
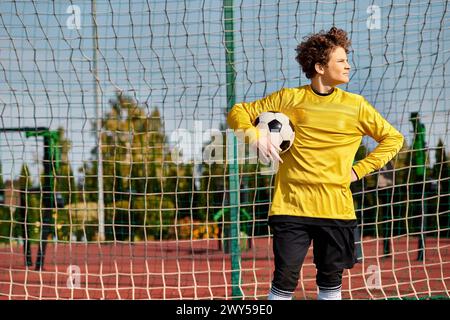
[254,112,295,153]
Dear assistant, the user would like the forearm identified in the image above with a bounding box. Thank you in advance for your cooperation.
[227,90,284,144]
[227,103,260,143]
[352,129,404,179]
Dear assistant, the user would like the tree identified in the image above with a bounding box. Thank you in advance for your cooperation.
[433,138,449,237]
[50,127,78,241]
[0,163,9,242]
[15,164,44,265]
[56,127,78,205]
[80,92,181,241]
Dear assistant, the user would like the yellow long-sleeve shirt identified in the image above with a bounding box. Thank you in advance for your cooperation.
[227,85,404,220]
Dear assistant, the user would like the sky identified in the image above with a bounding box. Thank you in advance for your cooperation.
[0,0,448,183]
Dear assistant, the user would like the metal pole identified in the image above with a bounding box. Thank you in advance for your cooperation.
[224,0,243,299]
[92,0,105,241]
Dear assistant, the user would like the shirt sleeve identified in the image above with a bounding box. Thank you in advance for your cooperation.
[226,89,284,143]
[352,98,404,179]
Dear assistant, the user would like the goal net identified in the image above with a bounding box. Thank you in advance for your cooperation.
[0,0,448,299]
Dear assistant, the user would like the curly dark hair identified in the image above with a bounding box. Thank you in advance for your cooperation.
[295,27,351,79]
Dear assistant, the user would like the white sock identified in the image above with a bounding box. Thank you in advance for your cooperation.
[268,286,293,300]
[317,285,342,300]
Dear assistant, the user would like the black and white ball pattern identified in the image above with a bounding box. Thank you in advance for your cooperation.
[254,112,295,153]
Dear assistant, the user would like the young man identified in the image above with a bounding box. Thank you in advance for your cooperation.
[227,27,404,300]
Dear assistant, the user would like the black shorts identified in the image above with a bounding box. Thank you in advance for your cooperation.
[269,216,357,291]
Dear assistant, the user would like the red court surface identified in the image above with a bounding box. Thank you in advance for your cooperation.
[0,236,448,300]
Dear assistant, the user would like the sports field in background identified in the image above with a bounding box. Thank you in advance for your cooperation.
[1,236,448,300]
